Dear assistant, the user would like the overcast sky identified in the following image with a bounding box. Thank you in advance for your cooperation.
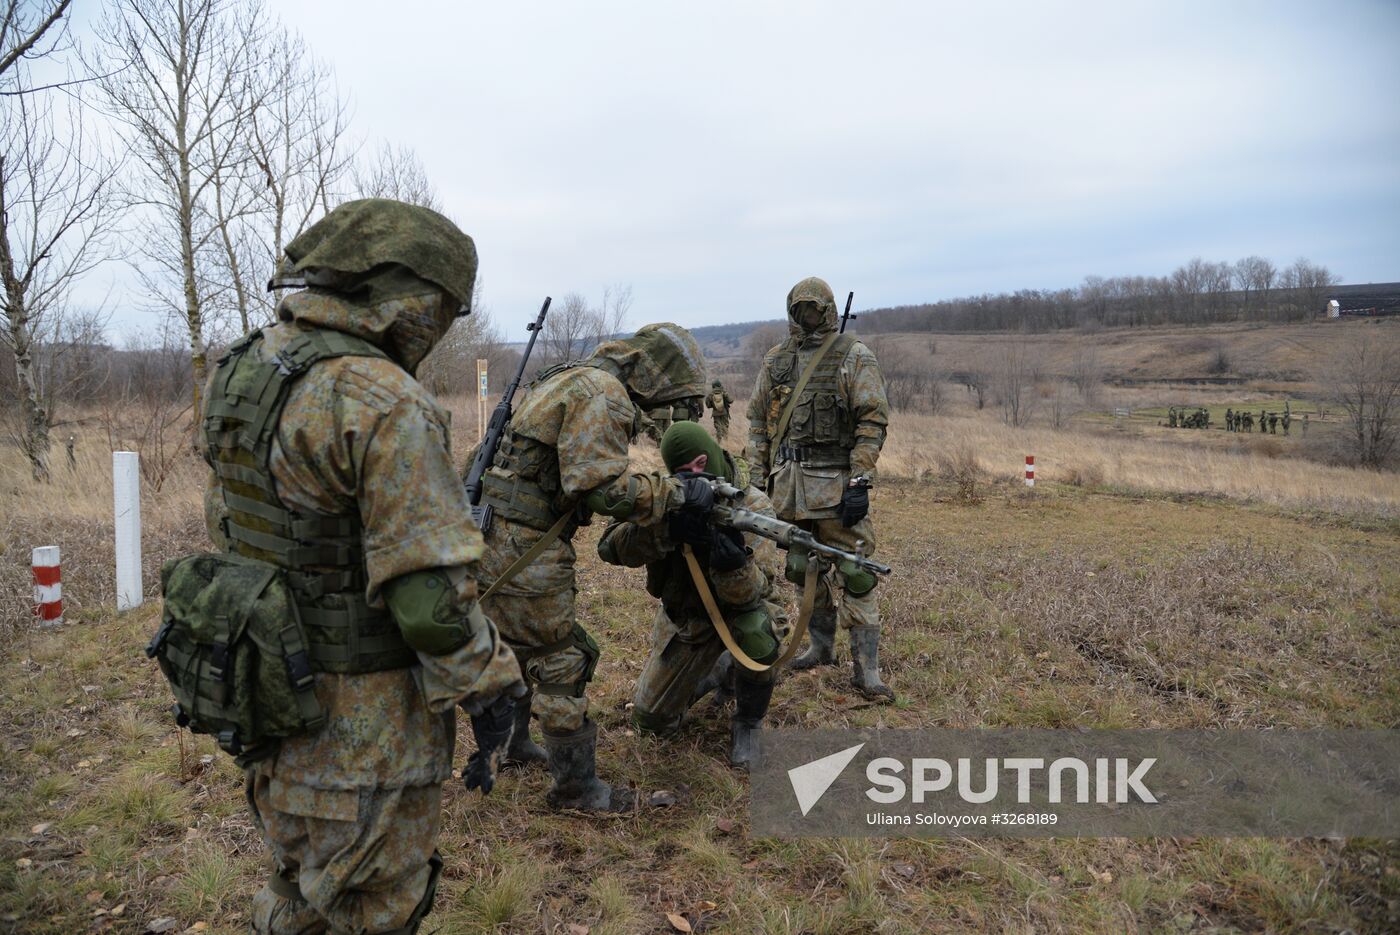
[83,0,1400,335]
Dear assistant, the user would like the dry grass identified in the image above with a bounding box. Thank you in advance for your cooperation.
[1,388,1399,933]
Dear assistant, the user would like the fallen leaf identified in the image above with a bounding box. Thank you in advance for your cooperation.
[649,790,678,807]
[564,925,590,935]
[66,728,85,738]
[86,891,104,904]
[697,900,718,911]
[144,919,179,934]
[76,759,92,769]
[892,863,916,878]
[666,913,692,933]
[15,858,32,870]
[111,904,126,917]
[715,818,735,835]
[31,822,52,835]
[1089,866,1113,884]
[184,924,209,933]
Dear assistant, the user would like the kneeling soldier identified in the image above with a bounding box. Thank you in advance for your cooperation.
[597,422,787,769]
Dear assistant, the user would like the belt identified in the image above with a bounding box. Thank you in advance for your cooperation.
[777,444,849,466]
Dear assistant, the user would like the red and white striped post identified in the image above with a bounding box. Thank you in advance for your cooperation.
[1024,455,1035,487]
[33,546,62,626]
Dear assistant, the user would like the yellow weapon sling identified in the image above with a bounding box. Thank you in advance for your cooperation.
[682,544,819,673]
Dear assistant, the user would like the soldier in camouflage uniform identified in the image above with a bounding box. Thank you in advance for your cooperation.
[472,323,708,811]
[199,200,525,935]
[704,379,735,442]
[597,421,787,769]
[642,394,702,444]
[747,276,894,701]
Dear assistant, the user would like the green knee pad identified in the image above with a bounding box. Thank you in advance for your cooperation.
[837,559,877,597]
[732,608,778,663]
[383,569,474,655]
[531,624,601,698]
[784,549,810,586]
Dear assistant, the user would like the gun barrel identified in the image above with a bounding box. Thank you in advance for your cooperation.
[710,501,891,576]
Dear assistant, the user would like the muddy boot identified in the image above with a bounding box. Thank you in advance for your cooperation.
[850,625,895,702]
[502,691,548,769]
[729,675,775,771]
[690,651,735,709]
[542,720,635,813]
[789,608,837,670]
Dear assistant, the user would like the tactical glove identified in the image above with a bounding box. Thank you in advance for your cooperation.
[708,526,749,573]
[839,482,869,527]
[668,473,716,547]
[462,693,516,795]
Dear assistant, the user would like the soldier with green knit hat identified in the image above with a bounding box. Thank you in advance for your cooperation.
[598,420,786,769]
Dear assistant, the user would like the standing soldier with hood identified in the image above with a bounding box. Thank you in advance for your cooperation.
[472,322,709,811]
[196,199,526,935]
[705,379,735,441]
[597,421,787,769]
[747,277,894,701]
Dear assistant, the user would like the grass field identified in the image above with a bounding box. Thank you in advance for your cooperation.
[2,389,1399,933]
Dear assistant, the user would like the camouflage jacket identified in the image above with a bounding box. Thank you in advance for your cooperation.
[596,456,784,622]
[202,289,520,789]
[704,387,733,416]
[746,283,889,521]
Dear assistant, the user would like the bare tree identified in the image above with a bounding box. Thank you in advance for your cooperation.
[589,283,632,347]
[1282,258,1339,321]
[91,0,272,418]
[354,142,440,211]
[1233,255,1275,314]
[1325,329,1400,469]
[2,4,118,480]
[540,291,594,364]
[1069,343,1102,399]
[993,338,1041,427]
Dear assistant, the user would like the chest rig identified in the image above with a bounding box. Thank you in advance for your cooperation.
[767,332,857,465]
[203,327,416,674]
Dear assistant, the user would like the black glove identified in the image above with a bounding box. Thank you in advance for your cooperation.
[839,482,869,527]
[708,526,749,573]
[462,693,516,795]
[668,473,716,547]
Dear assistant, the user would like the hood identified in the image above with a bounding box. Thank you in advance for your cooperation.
[275,265,456,374]
[588,322,707,409]
[786,276,838,340]
[282,198,478,311]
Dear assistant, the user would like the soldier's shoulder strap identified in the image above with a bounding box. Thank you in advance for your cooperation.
[770,331,850,452]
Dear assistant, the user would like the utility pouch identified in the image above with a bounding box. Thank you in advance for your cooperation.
[150,552,325,763]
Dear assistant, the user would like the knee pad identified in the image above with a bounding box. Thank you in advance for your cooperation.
[784,549,810,586]
[838,558,877,597]
[731,608,778,663]
[530,623,600,698]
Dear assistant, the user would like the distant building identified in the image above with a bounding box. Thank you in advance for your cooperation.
[1326,282,1400,317]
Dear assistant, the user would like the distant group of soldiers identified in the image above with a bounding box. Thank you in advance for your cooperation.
[1167,406,1211,429]
[1226,406,1299,435]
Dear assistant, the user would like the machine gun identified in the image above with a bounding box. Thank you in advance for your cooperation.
[464,296,551,529]
[839,290,856,334]
[696,475,891,577]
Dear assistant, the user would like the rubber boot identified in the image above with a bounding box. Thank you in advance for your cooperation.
[850,625,895,702]
[729,676,775,771]
[542,720,635,813]
[502,691,548,769]
[690,651,735,709]
[789,608,837,670]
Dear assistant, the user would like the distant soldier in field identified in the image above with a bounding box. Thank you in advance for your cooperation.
[1225,408,1234,432]
[1303,413,1309,436]
[1259,409,1266,430]
[705,379,734,442]
[748,276,893,701]
[1282,411,1291,436]
[1242,412,1253,432]
[1168,408,1178,428]
[1268,412,1279,434]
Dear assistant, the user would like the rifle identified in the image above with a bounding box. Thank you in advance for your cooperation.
[839,291,856,334]
[696,475,891,577]
[464,296,551,529]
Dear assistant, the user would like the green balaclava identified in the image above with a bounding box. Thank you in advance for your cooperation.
[660,421,734,482]
[785,276,838,337]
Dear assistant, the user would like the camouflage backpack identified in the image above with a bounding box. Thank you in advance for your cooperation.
[147,552,322,762]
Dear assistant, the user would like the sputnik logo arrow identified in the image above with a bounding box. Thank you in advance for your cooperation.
[787,742,866,816]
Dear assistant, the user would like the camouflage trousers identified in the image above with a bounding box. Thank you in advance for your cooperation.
[712,414,730,442]
[477,520,592,734]
[633,606,775,734]
[796,515,880,631]
[245,763,442,935]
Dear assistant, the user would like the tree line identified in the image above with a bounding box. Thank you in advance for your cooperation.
[860,256,1341,334]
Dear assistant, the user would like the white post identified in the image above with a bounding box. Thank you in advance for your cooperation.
[113,451,143,611]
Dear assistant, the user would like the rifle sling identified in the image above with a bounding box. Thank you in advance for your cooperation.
[770,331,842,467]
[682,544,817,673]
[480,510,574,601]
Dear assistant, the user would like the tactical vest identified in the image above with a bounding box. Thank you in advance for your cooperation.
[203,327,416,674]
[478,359,628,532]
[768,332,858,460]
